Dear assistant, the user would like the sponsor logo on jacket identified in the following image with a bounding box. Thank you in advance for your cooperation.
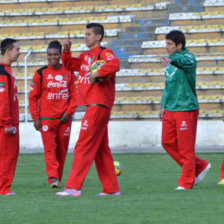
[47,81,68,88]
[47,89,69,100]
[47,74,54,79]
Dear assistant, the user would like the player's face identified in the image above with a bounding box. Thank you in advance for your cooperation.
[85,28,101,49]
[165,39,182,55]
[47,48,61,68]
[9,42,20,62]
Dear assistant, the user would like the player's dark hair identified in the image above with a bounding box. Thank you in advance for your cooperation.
[47,40,62,55]
[165,30,186,50]
[86,23,104,42]
[1,38,17,55]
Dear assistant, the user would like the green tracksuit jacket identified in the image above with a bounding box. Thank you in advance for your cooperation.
[161,48,199,111]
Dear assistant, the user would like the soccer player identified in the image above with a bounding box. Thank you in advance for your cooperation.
[0,38,20,195]
[29,41,77,188]
[56,23,120,196]
[159,30,211,190]
[218,102,224,185]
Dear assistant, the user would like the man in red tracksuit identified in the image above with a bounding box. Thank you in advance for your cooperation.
[0,38,20,195]
[56,23,120,196]
[29,41,77,188]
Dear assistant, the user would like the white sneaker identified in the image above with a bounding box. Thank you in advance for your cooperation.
[56,188,81,197]
[4,191,16,196]
[195,163,211,186]
[175,186,186,191]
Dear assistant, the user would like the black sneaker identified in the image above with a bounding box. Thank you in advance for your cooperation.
[50,178,60,188]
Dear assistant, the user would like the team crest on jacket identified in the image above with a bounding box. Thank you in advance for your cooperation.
[105,52,114,61]
[42,125,48,132]
[55,75,63,81]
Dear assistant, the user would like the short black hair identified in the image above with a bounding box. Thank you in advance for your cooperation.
[165,30,186,50]
[1,38,17,55]
[86,23,104,42]
[47,40,62,55]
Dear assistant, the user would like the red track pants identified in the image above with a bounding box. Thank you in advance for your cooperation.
[65,106,120,193]
[162,110,208,189]
[41,118,72,183]
[220,157,224,179]
[0,126,19,194]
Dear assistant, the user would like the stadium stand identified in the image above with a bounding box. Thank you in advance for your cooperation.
[0,0,223,122]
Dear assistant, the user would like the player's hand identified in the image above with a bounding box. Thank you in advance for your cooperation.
[5,127,15,135]
[160,57,172,67]
[89,72,100,84]
[34,120,41,131]
[63,33,72,52]
[159,108,166,121]
[60,112,70,123]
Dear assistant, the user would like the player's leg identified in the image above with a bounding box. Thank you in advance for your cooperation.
[161,110,182,166]
[195,156,210,178]
[65,106,110,190]
[41,119,59,184]
[220,157,224,179]
[176,110,198,189]
[95,119,120,194]
[56,117,72,182]
[218,156,224,184]
[0,126,19,194]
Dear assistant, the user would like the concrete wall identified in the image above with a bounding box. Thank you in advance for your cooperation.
[20,120,224,153]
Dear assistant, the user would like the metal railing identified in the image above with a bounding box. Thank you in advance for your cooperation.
[24,49,32,123]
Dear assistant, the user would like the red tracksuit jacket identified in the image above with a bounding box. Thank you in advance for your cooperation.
[29,65,77,121]
[62,45,120,109]
[0,63,19,128]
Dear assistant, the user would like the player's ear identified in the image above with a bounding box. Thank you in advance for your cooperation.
[96,34,102,42]
[177,43,183,51]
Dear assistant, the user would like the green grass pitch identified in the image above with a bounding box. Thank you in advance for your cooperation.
[0,153,223,224]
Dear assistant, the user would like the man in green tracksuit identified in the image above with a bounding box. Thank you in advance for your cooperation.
[159,30,211,190]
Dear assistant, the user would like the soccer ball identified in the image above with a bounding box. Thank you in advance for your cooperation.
[91,60,106,74]
[90,60,112,81]
[114,161,123,176]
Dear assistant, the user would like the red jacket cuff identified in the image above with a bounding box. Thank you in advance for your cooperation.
[4,124,12,128]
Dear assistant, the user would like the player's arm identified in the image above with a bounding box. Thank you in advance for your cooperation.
[96,49,120,78]
[89,49,119,83]
[29,72,42,130]
[62,51,82,72]
[169,52,196,70]
[0,75,13,133]
[61,72,78,123]
[159,87,167,121]
[62,33,82,71]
